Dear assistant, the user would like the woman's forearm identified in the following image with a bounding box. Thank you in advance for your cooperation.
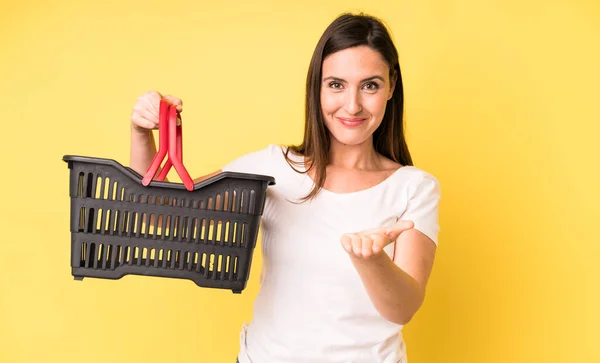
[350,252,425,325]
[129,126,157,175]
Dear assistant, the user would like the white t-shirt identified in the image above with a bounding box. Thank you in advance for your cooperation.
[222,144,441,363]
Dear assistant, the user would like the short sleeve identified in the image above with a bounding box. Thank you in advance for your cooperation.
[399,173,441,246]
[221,144,280,176]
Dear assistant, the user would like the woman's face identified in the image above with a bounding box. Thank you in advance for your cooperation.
[320,45,395,148]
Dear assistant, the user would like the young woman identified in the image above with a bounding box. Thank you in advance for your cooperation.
[129,13,441,363]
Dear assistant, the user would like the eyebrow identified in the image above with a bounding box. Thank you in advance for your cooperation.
[323,76,385,83]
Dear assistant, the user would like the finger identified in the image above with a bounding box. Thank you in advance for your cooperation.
[135,107,159,126]
[361,235,374,258]
[351,234,363,257]
[140,96,159,117]
[163,94,183,112]
[138,115,158,130]
[131,105,159,130]
[143,91,162,113]
[340,234,353,253]
[370,234,388,255]
[146,90,163,99]
[132,114,156,130]
[385,220,415,241]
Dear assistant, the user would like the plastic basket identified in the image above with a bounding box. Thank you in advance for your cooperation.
[63,100,275,293]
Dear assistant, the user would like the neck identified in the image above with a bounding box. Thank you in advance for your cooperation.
[328,137,381,170]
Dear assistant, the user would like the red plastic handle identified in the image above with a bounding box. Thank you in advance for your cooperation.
[142,100,194,191]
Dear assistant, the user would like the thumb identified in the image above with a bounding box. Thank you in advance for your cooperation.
[385,220,414,240]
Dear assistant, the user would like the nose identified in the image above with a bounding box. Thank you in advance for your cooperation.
[343,89,362,115]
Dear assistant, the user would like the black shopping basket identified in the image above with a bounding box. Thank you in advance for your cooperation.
[63,100,275,293]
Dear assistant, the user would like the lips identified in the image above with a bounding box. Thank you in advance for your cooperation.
[336,117,367,127]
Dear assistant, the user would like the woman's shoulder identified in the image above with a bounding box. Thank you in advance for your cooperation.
[373,153,440,197]
[393,165,441,203]
[378,154,439,186]
[249,143,292,158]
[221,143,290,175]
[398,164,438,180]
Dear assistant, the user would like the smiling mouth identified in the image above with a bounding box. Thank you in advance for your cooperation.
[336,117,367,127]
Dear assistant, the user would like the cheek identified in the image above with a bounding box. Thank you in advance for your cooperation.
[320,92,342,114]
[365,95,389,117]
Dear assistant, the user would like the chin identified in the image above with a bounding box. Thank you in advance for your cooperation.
[329,133,372,147]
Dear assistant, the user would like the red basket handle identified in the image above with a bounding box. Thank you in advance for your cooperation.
[142,100,194,191]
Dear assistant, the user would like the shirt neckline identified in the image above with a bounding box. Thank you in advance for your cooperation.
[301,155,412,198]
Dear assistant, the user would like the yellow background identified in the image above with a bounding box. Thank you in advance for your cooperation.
[1,0,598,362]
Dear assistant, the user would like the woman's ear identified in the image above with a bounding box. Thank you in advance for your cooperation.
[388,71,397,100]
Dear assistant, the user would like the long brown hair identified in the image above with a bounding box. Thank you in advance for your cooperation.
[285,13,413,201]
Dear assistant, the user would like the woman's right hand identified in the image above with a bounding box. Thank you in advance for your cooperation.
[131,91,183,132]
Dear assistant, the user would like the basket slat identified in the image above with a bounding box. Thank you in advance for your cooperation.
[64,155,274,293]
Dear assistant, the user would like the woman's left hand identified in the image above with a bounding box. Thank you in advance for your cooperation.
[341,220,414,259]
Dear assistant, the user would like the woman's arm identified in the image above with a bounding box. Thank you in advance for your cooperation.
[342,224,437,325]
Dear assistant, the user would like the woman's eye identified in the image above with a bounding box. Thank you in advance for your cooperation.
[329,81,343,89]
[363,82,380,91]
